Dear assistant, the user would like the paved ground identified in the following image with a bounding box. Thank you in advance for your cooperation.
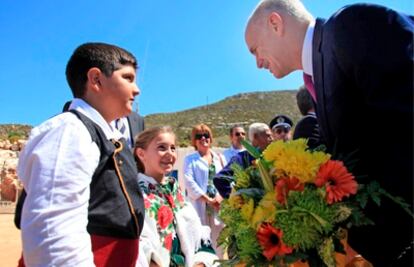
[0,214,21,267]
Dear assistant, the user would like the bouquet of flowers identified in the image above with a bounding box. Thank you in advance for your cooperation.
[217,139,394,267]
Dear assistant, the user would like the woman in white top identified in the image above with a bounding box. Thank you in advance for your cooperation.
[183,124,226,258]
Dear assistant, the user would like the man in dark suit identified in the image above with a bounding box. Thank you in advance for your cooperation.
[245,1,413,266]
[293,86,323,149]
[123,111,145,149]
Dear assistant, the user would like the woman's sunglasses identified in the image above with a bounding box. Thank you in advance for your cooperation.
[195,133,210,140]
[234,132,246,137]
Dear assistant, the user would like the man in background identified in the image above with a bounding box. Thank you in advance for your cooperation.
[214,122,273,198]
[269,114,292,141]
[222,125,246,163]
[293,86,323,149]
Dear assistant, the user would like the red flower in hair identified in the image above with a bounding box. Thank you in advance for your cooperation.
[256,223,293,261]
[157,205,174,229]
[275,177,304,204]
[314,160,358,204]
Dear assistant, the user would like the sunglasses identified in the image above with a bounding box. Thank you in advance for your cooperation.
[195,133,210,140]
[273,126,291,135]
[235,132,246,137]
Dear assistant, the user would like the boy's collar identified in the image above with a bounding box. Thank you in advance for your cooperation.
[69,98,123,140]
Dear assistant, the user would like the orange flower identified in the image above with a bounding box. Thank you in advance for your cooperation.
[256,223,293,261]
[314,160,357,204]
[275,177,304,204]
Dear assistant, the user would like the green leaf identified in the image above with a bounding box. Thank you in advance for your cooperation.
[241,139,261,159]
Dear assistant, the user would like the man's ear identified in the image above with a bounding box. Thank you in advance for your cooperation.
[268,12,284,36]
[86,67,102,93]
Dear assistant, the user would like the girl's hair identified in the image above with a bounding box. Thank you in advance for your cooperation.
[190,123,213,150]
[134,126,175,173]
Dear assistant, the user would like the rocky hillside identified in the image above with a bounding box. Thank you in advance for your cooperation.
[0,90,300,147]
[145,90,300,146]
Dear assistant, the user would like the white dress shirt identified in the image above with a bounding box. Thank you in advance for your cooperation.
[301,19,316,77]
[17,98,121,266]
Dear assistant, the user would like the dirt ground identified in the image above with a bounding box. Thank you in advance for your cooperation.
[0,214,21,267]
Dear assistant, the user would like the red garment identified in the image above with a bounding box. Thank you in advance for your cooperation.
[17,235,139,267]
[303,73,317,102]
[91,235,138,267]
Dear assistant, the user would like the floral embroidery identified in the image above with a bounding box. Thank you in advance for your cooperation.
[164,233,173,251]
[139,174,186,252]
[158,205,174,229]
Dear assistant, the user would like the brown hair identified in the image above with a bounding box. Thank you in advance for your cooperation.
[134,126,175,173]
[191,123,213,150]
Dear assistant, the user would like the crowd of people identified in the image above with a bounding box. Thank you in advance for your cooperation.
[13,0,412,266]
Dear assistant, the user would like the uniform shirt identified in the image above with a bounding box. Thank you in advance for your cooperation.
[17,98,122,266]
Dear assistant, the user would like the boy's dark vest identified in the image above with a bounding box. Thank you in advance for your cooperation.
[15,110,144,239]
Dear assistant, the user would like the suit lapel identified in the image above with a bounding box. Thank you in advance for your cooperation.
[312,18,331,146]
[127,114,138,142]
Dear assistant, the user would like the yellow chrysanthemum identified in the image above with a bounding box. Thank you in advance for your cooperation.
[263,139,330,183]
[240,198,255,221]
[251,192,277,227]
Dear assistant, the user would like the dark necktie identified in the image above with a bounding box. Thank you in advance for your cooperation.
[303,73,317,102]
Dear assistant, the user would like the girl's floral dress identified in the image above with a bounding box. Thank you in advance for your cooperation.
[138,173,217,267]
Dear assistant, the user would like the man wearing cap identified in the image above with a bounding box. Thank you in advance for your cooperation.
[269,114,293,141]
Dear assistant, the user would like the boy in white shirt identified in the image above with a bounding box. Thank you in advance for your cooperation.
[17,42,144,267]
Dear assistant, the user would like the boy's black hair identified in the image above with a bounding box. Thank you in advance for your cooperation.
[65,42,138,98]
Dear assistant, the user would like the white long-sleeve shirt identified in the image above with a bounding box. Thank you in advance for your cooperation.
[17,98,122,266]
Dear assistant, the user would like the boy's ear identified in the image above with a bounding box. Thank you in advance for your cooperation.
[86,67,102,92]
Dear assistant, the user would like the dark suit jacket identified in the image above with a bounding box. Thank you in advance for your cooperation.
[292,113,323,149]
[312,4,413,265]
[126,112,145,146]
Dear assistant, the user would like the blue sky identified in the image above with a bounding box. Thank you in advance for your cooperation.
[1,0,412,126]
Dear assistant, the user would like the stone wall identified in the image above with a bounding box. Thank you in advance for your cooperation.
[0,139,26,207]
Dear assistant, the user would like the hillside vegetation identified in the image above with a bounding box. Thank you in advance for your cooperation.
[145,90,300,146]
[0,124,32,142]
[0,90,301,146]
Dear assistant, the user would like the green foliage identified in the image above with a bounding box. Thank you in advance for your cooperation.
[317,237,335,267]
[0,124,32,141]
[231,163,251,189]
[275,186,338,250]
[218,199,263,266]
